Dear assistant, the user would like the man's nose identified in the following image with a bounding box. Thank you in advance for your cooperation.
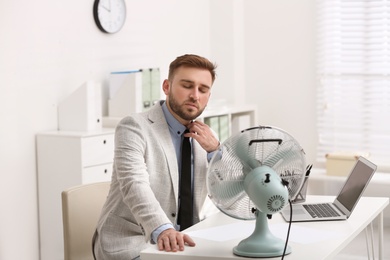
[189,88,200,100]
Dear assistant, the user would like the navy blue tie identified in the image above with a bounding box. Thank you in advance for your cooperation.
[178,130,193,231]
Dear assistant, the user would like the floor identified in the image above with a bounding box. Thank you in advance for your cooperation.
[334,225,390,260]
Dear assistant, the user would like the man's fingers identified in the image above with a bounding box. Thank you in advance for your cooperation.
[169,234,179,252]
[160,236,171,251]
[157,231,196,252]
[177,234,185,251]
[183,234,196,247]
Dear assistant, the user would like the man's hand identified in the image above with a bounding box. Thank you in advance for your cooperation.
[185,121,220,153]
[157,228,196,252]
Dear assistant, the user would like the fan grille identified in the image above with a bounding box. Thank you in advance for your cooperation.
[207,126,306,220]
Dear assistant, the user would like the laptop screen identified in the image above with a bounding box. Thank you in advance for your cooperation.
[336,158,376,211]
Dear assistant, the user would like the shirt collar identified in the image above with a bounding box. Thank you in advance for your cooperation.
[162,101,187,137]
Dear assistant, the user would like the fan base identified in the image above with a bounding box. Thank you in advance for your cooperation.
[233,211,292,258]
[233,235,291,258]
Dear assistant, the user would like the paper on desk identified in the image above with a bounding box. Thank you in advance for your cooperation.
[186,222,343,244]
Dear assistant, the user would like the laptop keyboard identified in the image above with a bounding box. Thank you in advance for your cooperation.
[303,203,341,218]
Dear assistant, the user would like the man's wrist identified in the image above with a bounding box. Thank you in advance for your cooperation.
[151,223,175,243]
[207,142,220,153]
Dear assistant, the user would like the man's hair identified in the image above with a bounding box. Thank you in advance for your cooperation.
[168,54,217,83]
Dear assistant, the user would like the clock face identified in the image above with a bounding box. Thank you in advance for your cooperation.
[93,0,126,34]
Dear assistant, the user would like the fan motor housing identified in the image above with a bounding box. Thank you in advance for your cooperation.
[244,166,289,215]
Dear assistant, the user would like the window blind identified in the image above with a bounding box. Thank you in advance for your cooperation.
[317,0,390,171]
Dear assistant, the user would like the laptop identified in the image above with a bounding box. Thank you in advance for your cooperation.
[280,156,377,222]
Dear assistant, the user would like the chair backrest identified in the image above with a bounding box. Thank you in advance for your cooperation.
[62,181,110,260]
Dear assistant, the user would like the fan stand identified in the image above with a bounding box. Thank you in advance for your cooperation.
[233,210,291,258]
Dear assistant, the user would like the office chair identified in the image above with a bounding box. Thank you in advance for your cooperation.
[61,181,110,260]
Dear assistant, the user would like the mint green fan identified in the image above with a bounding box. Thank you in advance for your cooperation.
[207,126,306,257]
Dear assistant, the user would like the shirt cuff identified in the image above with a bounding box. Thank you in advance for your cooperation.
[207,146,222,162]
[151,223,175,243]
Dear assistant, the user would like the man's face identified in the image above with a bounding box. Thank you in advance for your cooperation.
[163,66,213,124]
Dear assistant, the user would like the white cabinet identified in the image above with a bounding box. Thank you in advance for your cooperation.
[36,128,115,260]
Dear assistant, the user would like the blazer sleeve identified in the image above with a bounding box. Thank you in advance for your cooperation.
[113,116,175,240]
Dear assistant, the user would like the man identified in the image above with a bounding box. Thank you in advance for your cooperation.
[93,54,219,260]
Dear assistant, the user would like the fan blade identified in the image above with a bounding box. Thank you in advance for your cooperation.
[234,134,260,171]
[264,145,294,168]
[208,178,245,207]
[260,138,303,172]
[262,141,306,199]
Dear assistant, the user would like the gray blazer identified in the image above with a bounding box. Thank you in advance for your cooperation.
[93,101,209,260]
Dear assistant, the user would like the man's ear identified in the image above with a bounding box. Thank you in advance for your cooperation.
[162,79,170,95]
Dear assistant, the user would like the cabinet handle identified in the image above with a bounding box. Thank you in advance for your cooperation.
[104,169,108,174]
[103,140,106,144]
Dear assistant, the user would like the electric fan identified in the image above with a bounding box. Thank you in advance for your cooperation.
[207,125,306,257]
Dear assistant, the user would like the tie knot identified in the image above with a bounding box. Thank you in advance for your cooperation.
[183,129,190,137]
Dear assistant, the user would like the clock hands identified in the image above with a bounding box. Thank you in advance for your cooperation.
[101,0,111,12]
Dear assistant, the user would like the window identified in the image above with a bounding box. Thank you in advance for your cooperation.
[317,0,390,171]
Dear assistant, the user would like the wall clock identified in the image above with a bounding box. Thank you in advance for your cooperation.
[93,0,126,34]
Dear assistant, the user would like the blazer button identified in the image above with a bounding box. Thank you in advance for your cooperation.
[171,213,176,217]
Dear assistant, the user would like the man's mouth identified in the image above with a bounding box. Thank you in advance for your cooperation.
[184,102,198,109]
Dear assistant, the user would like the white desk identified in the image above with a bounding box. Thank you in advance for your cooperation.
[140,195,389,260]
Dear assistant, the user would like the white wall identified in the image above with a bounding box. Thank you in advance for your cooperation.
[209,0,247,107]
[0,1,317,259]
[244,0,317,165]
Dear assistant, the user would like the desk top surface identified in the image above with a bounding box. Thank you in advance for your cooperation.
[140,195,389,260]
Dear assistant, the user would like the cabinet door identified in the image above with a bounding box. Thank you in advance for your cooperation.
[83,163,113,183]
[81,134,114,167]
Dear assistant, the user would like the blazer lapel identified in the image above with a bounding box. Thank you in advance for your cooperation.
[147,103,179,206]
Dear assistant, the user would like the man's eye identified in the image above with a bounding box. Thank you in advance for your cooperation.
[199,88,209,93]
